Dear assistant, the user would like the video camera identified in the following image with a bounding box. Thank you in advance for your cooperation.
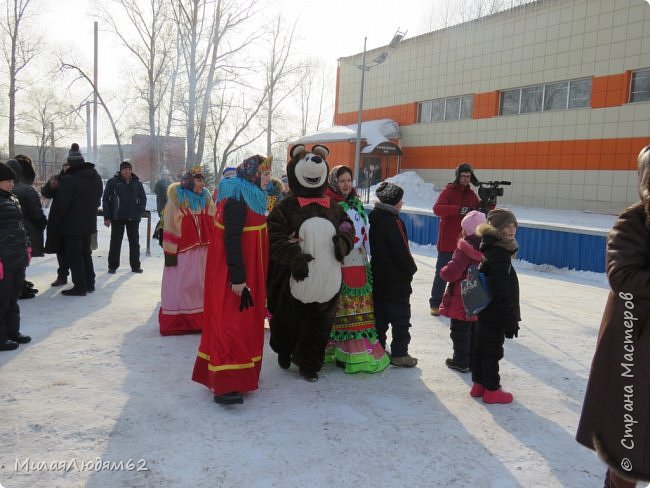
[475,180,511,213]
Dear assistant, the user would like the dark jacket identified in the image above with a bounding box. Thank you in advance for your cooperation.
[440,235,483,321]
[102,172,147,222]
[369,202,418,303]
[0,189,29,270]
[6,159,46,256]
[576,202,650,482]
[476,224,520,333]
[48,163,103,243]
[433,183,480,253]
[154,177,171,214]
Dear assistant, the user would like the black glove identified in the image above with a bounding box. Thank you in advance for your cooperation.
[290,253,313,281]
[332,234,350,263]
[459,206,470,215]
[239,287,254,312]
[164,254,178,267]
[504,322,519,339]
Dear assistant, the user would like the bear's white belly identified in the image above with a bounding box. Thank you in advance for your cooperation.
[289,217,341,303]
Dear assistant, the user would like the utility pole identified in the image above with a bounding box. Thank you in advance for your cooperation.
[93,21,98,164]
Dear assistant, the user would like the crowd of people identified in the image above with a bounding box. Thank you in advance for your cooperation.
[0,144,648,486]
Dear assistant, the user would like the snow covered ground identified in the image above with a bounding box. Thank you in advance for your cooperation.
[0,206,628,488]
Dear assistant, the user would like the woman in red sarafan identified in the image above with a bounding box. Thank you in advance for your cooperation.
[192,155,270,406]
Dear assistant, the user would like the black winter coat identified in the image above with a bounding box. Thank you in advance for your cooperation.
[368,203,418,303]
[6,159,46,256]
[0,189,29,270]
[102,173,147,221]
[47,163,103,246]
[477,225,521,333]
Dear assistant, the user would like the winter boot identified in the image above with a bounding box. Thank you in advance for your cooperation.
[299,368,318,382]
[482,388,513,404]
[214,392,243,405]
[51,277,67,287]
[277,354,291,370]
[469,383,485,397]
[390,354,418,367]
[430,307,440,317]
[446,357,470,373]
[8,333,31,344]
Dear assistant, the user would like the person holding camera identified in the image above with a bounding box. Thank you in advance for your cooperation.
[429,162,480,316]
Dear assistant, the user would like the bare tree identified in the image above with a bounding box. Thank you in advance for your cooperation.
[0,0,39,155]
[101,0,175,179]
[262,16,304,158]
[172,0,258,167]
[60,61,126,162]
[295,59,332,137]
[18,88,77,176]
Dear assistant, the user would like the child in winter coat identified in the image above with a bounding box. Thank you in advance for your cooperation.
[471,208,520,404]
[439,210,486,373]
[369,181,419,367]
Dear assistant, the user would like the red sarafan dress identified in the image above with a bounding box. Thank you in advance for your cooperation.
[192,181,269,396]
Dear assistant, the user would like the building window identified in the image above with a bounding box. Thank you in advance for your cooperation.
[500,77,591,115]
[630,69,650,103]
[418,95,473,123]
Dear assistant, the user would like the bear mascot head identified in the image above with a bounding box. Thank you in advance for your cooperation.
[286,144,330,198]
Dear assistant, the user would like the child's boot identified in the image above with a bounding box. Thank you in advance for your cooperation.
[482,388,513,404]
[469,383,485,397]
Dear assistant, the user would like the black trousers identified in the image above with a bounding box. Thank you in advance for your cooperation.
[108,220,140,271]
[56,252,70,279]
[64,234,95,292]
[0,266,25,342]
[450,319,475,368]
[430,251,453,308]
[374,300,412,358]
[471,319,505,391]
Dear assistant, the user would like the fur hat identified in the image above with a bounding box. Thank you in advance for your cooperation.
[375,181,404,206]
[14,154,35,185]
[487,208,518,230]
[120,160,133,170]
[67,143,85,166]
[0,161,17,182]
[461,210,487,236]
[455,162,478,186]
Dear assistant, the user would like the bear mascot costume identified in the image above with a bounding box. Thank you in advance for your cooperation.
[267,144,354,382]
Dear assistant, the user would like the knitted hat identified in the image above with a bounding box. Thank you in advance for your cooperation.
[67,143,85,166]
[455,162,478,186]
[487,208,518,230]
[222,167,236,179]
[461,210,487,236]
[120,160,133,170]
[375,181,404,206]
[0,161,17,181]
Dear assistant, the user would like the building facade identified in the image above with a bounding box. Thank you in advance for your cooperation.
[333,0,650,213]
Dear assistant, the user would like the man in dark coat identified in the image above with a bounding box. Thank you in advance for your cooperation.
[369,181,419,367]
[154,169,171,217]
[102,161,146,274]
[0,162,31,350]
[576,145,650,487]
[50,144,103,296]
[41,162,71,287]
[429,163,480,316]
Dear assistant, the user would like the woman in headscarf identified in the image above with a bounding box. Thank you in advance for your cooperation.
[159,167,216,335]
[192,154,270,405]
[323,165,389,373]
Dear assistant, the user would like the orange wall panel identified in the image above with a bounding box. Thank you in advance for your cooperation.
[591,73,630,108]
[334,103,417,126]
[472,91,500,119]
[401,137,648,171]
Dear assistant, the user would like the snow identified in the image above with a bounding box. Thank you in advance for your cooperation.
[1,175,639,487]
[291,119,400,153]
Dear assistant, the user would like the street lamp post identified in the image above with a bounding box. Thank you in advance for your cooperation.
[352,28,406,188]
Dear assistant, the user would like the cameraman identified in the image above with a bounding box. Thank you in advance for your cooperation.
[429,163,480,316]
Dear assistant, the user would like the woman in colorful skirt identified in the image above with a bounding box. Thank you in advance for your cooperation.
[159,167,216,335]
[192,155,270,405]
[324,165,389,373]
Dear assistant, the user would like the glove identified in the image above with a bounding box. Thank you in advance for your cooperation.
[504,322,519,339]
[0,259,3,280]
[290,253,313,281]
[239,287,254,312]
[332,234,350,262]
[459,207,470,215]
[164,253,178,267]
[27,247,32,265]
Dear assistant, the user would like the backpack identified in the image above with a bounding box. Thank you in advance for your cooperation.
[460,264,492,316]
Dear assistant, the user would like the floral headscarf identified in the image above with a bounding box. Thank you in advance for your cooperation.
[327,165,355,201]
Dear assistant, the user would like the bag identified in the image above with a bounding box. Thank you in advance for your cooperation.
[460,264,492,316]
